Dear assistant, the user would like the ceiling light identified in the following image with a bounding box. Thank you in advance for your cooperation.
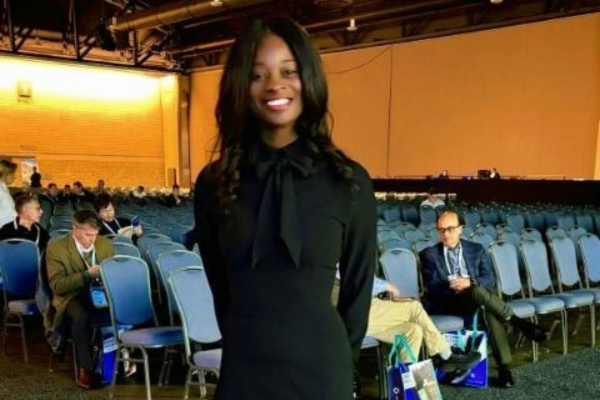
[210,0,223,6]
[490,0,503,4]
[347,18,357,32]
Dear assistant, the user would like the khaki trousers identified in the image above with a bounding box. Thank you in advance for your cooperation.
[367,298,449,361]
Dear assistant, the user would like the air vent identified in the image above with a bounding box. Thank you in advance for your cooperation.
[314,0,353,8]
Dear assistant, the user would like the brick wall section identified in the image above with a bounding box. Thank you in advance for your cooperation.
[0,58,169,188]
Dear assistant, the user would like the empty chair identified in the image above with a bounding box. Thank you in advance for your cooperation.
[377,229,399,245]
[0,239,40,362]
[488,241,538,361]
[412,238,435,255]
[526,212,545,232]
[521,228,543,242]
[505,213,525,233]
[392,221,416,236]
[546,226,567,241]
[481,209,500,226]
[568,225,587,265]
[475,223,496,238]
[156,250,204,325]
[575,215,594,234]
[543,211,559,229]
[100,256,183,400]
[383,207,401,223]
[402,228,426,246]
[469,232,495,252]
[557,215,576,231]
[548,237,596,347]
[419,207,437,227]
[112,235,134,245]
[579,233,600,289]
[49,228,71,238]
[462,211,480,228]
[168,267,222,399]
[113,242,142,258]
[520,240,569,354]
[379,237,410,252]
[402,205,420,226]
[459,226,473,241]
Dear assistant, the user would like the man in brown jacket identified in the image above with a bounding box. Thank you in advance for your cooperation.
[46,210,114,389]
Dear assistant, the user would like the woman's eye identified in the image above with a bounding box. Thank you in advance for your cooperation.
[282,69,298,77]
[252,71,267,81]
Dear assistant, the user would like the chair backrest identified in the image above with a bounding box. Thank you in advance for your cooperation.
[169,267,221,357]
[412,239,433,255]
[157,249,204,322]
[526,212,545,232]
[113,242,141,258]
[403,228,426,244]
[546,226,567,241]
[460,226,473,241]
[462,211,480,228]
[548,237,584,290]
[379,248,420,299]
[112,235,134,245]
[568,225,587,244]
[469,232,494,251]
[380,237,410,251]
[579,233,600,285]
[137,233,172,253]
[481,210,500,226]
[0,239,40,299]
[377,229,399,245]
[489,241,525,297]
[146,242,186,267]
[557,215,575,231]
[402,206,420,226]
[505,213,525,233]
[49,228,71,238]
[475,223,496,238]
[383,208,401,223]
[520,239,555,295]
[100,255,155,326]
[575,215,594,233]
[521,228,542,242]
[419,208,437,226]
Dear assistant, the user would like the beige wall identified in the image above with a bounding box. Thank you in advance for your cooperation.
[0,57,178,188]
[188,13,600,181]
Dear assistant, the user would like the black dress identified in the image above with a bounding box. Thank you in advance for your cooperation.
[194,139,376,400]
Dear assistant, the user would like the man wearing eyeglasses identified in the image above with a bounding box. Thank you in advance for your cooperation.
[0,194,49,251]
[419,211,549,389]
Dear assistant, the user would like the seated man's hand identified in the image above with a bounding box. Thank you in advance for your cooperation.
[449,277,471,293]
[88,264,101,278]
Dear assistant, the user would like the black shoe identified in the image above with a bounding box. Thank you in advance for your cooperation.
[510,316,550,342]
[353,370,362,399]
[435,350,482,373]
[498,365,515,388]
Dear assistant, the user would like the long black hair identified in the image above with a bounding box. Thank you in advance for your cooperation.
[212,18,355,210]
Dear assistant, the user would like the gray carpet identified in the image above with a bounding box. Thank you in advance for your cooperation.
[439,348,600,400]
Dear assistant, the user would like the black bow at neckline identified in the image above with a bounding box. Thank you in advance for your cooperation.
[251,141,314,269]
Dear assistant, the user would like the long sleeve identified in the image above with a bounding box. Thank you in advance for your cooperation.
[46,243,89,297]
[419,246,454,306]
[337,165,376,365]
[467,242,496,292]
[194,166,230,336]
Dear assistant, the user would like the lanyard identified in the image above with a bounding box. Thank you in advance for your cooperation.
[77,247,96,268]
[101,219,121,235]
[14,219,40,245]
[443,245,464,276]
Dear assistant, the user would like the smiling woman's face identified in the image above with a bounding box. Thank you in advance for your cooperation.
[249,34,303,138]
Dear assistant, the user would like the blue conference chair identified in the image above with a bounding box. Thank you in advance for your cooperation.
[578,233,600,330]
[548,237,596,347]
[100,256,183,400]
[168,267,222,399]
[520,240,569,354]
[0,238,40,362]
[489,241,539,361]
[113,242,142,258]
[156,250,203,325]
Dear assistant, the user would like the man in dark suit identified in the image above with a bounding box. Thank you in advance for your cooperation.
[419,211,549,388]
[46,210,114,389]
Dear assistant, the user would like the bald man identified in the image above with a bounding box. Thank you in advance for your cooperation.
[419,211,549,389]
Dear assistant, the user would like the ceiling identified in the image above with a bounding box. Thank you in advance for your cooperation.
[1,0,600,72]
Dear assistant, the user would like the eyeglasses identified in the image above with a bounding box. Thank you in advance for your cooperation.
[437,225,461,234]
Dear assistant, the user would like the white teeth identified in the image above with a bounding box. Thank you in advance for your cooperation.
[267,98,290,106]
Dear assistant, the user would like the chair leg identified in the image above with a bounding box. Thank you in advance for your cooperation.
[141,347,152,400]
[562,311,569,355]
[1,313,7,356]
[375,344,386,400]
[572,313,585,335]
[589,305,596,347]
[109,345,121,399]
[18,315,28,363]
[183,368,192,400]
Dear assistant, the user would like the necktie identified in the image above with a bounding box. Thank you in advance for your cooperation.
[252,143,314,269]
[82,250,93,267]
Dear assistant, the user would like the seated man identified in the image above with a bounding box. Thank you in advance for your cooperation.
[46,210,114,389]
[420,189,445,208]
[368,276,480,370]
[419,211,549,388]
[165,184,184,208]
[70,181,95,208]
[0,194,49,251]
[94,193,142,238]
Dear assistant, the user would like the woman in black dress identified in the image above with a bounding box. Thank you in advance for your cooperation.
[194,18,376,400]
